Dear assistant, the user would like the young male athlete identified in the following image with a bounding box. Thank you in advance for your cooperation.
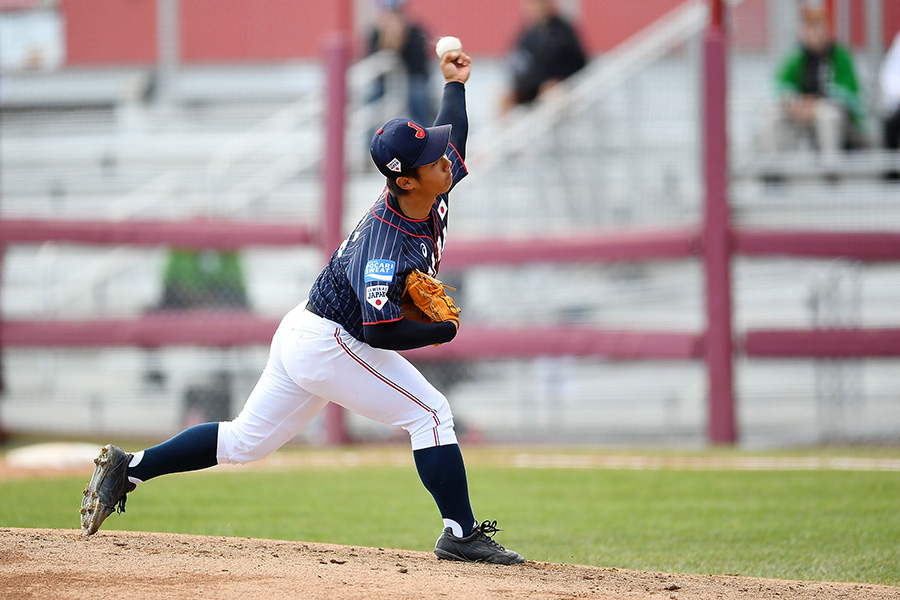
[80,48,525,565]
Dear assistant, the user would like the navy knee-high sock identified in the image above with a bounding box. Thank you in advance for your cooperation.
[413,443,476,537]
[128,422,219,482]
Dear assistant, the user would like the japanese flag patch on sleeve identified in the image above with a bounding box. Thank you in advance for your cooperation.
[364,259,396,310]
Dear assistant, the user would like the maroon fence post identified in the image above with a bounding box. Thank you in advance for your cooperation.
[703,0,737,444]
[321,33,351,445]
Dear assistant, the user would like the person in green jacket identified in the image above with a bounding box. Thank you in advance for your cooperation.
[159,248,249,310]
[761,4,864,168]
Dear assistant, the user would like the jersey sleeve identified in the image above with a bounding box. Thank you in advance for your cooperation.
[446,142,468,193]
[348,255,405,326]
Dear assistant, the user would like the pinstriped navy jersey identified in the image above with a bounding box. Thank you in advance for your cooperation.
[308,143,467,342]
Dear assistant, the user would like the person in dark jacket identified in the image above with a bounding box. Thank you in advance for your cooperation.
[366,0,435,127]
[501,0,587,114]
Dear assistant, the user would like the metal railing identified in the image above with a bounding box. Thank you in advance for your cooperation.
[471,0,715,168]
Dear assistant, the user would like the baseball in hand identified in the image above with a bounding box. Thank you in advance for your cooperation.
[435,36,462,58]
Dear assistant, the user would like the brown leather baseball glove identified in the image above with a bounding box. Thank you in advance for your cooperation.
[402,269,461,328]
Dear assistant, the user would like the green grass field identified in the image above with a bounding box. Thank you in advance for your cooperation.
[2,446,898,586]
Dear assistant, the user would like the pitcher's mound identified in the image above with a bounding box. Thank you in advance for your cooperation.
[1,528,897,600]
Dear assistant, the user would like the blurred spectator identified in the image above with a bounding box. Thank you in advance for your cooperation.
[158,248,249,311]
[144,248,248,405]
[366,0,434,127]
[760,4,865,168]
[881,31,900,176]
[500,0,587,115]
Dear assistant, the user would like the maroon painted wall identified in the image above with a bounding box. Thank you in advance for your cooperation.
[57,0,900,67]
[60,0,343,65]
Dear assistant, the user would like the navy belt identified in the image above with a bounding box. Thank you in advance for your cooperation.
[305,301,322,317]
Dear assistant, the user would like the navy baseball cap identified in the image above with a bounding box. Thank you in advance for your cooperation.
[370,118,452,179]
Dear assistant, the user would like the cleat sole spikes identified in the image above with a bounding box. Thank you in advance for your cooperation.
[79,444,136,535]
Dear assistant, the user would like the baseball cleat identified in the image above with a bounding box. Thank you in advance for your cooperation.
[80,444,136,535]
[434,520,525,565]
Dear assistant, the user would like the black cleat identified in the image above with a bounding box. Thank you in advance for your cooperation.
[80,444,136,535]
[434,520,525,565]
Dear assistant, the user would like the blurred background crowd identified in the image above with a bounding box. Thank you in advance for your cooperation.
[1,0,899,447]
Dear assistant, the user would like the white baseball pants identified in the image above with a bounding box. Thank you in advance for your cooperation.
[217,303,457,464]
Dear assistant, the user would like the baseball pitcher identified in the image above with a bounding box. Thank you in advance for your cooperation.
[80,46,524,565]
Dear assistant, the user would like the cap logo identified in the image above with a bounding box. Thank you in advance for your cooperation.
[386,157,402,172]
[407,122,425,139]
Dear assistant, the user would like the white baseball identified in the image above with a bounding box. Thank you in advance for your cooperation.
[435,36,462,58]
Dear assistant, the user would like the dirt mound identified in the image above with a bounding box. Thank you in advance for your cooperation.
[1,528,897,600]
